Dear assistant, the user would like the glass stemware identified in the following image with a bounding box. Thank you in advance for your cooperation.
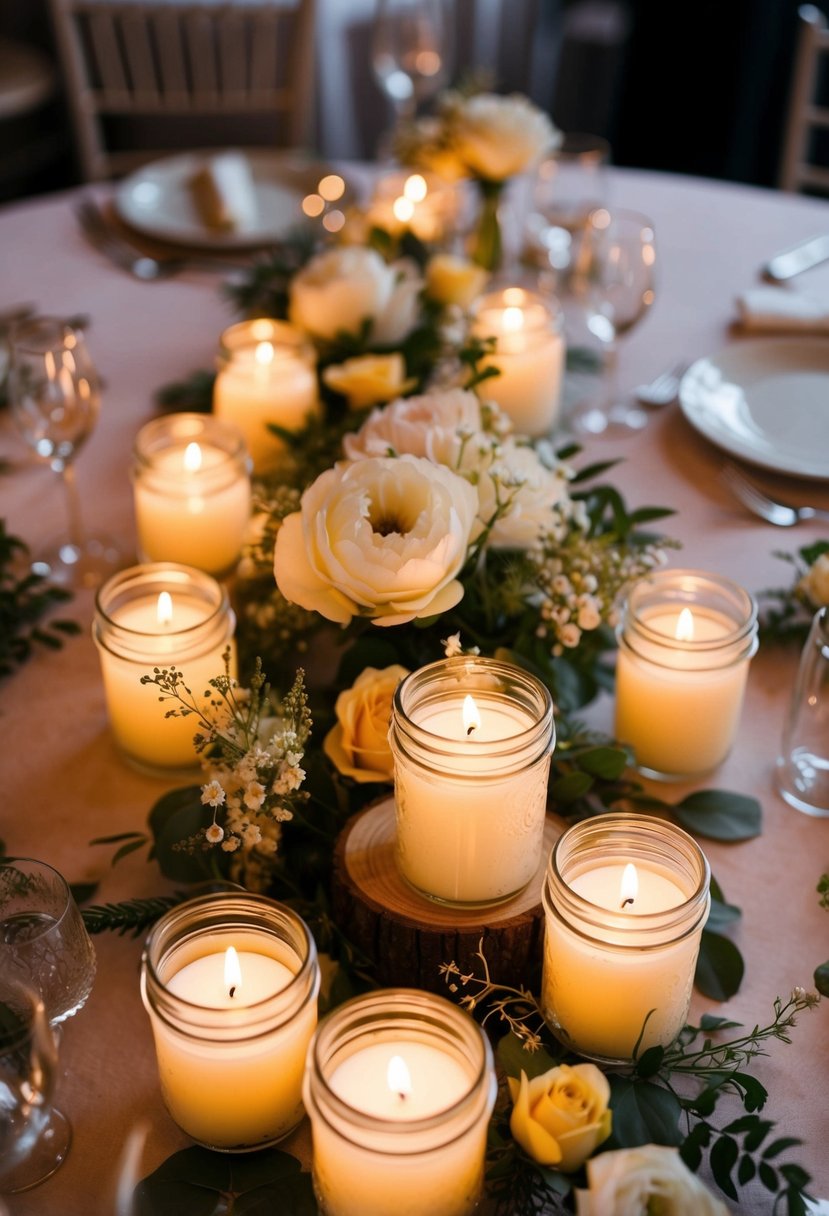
[8,316,120,589]
[371,0,452,153]
[0,978,71,1193]
[524,132,611,283]
[0,858,96,1027]
[572,207,657,435]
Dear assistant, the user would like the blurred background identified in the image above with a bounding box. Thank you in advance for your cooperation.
[0,0,810,205]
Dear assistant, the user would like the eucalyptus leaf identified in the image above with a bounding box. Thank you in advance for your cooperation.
[133,1147,315,1216]
[695,930,745,1001]
[549,771,594,804]
[149,788,216,882]
[814,960,829,997]
[497,1031,559,1081]
[575,746,628,780]
[705,893,742,933]
[605,1077,683,1149]
[673,790,762,841]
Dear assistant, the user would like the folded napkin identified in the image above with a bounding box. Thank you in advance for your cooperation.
[735,285,829,333]
[188,151,259,232]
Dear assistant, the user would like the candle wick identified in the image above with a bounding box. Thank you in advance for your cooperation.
[229,985,236,998]
[397,1092,407,1101]
[621,897,635,909]
[466,724,476,736]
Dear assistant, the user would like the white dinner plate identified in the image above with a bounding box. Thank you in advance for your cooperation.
[114,150,329,249]
[678,336,829,480]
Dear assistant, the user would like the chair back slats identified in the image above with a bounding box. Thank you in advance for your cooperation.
[780,4,829,192]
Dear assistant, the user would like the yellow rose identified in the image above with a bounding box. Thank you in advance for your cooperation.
[323,665,409,782]
[425,254,489,309]
[322,353,417,410]
[508,1064,612,1172]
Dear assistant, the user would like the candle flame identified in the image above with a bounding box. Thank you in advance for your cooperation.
[675,608,695,642]
[393,196,415,223]
[156,591,173,627]
[620,863,638,909]
[255,341,274,367]
[224,946,242,997]
[386,1054,412,1099]
[184,442,202,473]
[502,305,525,332]
[463,694,481,736]
[404,174,427,202]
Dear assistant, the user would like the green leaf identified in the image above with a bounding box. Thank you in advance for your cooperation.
[606,1077,683,1149]
[574,746,628,780]
[814,960,829,997]
[759,1161,779,1192]
[673,790,762,841]
[496,1031,559,1081]
[705,893,742,933]
[738,1154,756,1186]
[699,1013,742,1032]
[695,930,745,1000]
[133,1147,316,1216]
[111,838,150,865]
[69,880,98,905]
[148,787,215,882]
[780,1163,811,1188]
[549,770,594,803]
[763,1137,803,1160]
[710,1134,739,1200]
[634,1045,664,1079]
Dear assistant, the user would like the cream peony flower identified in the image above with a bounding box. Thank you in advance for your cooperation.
[343,387,489,462]
[575,1145,729,1216]
[273,454,479,627]
[452,93,559,181]
[425,253,489,309]
[288,247,423,346]
[478,441,573,550]
[323,664,409,783]
[508,1064,611,1173]
[323,353,417,410]
[798,552,829,607]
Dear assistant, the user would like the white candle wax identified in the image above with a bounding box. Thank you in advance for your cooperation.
[213,332,319,472]
[615,607,751,777]
[134,441,251,575]
[542,862,700,1060]
[149,935,316,1148]
[471,291,564,436]
[395,696,549,903]
[312,1042,482,1216]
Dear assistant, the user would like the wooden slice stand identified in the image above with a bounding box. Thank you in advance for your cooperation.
[332,797,563,995]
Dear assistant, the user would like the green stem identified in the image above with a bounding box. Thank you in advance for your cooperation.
[473,180,504,272]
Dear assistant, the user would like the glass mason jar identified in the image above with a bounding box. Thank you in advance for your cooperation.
[132,412,252,576]
[141,892,320,1151]
[614,568,759,780]
[92,562,236,777]
[303,988,497,1216]
[389,657,555,907]
[541,813,711,1065]
[776,605,829,818]
[468,286,565,436]
[213,318,319,473]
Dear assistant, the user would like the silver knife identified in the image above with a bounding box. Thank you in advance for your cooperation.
[762,234,829,281]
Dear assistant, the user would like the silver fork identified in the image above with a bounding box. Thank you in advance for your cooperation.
[634,360,689,408]
[75,197,185,280]
[720,463,829,526]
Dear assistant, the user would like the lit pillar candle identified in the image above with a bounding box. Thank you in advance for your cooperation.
[367,171,458,243]
[541,813,711,1064]
[141,893,320,1150]
[303,989,497,1216]
[213,318,320,472]
[132,413,252,575]
[389,657,555,906]
[93,563,236,776]
[614,568,759,780]
[470,287,565,436]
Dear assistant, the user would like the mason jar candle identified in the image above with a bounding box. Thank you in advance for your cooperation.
[469,287,565,436]
[303,989,496,1216]
[389,657,555,906]
[614,568,759,780]
[93,563,236,776]
[132,413,252,576]
[213,318,320,472]
[541,813,711,1065]
[141,892,319,1151]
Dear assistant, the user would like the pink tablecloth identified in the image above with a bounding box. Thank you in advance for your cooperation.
[2,167,829,1215]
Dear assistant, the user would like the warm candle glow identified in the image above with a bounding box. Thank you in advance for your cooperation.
[156,591,173,626]
[620,862,638,909]
[386,1054,412,1099]
[183,442,202,473]
[224,946,242,997]
[255,341,275,367]
[502,306,525,333]
[393,196,415,223]
[404,174,428,203]
[676,608,695,641]
[462,694,481,736]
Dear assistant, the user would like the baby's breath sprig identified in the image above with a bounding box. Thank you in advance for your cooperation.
[440,940,547,1052]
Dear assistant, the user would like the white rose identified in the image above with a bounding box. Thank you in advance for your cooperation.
[288,247,423,345]
[343,387,487,462]
[799,552,829,607]
[273,454,479,627]
[478,441,572,549]
[576,1145,729,1216]
[453,93,559,181]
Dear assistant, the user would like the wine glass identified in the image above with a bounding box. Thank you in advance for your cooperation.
[0,858,96,1027]
[524,133,611,282]
[371,0,452,153]
[572,207,657,435]
[8,316,121,589]
[0,978,71,1193]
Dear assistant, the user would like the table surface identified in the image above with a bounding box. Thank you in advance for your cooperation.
[2,166,829,1216]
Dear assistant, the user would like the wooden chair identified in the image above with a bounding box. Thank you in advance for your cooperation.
[47,0,317,181]
[779,3,829,193]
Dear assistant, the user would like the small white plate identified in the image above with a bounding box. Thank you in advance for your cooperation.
[115,150,332,249]
[678,336,829,480]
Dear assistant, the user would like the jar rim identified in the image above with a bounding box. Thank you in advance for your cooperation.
[217,317,315,363]
[619,567,758,662]
[93,563,232,658]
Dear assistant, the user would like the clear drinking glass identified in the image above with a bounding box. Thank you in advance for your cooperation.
[0,858,96,1026]
[776,606,829,817]
[371,0,452,151]
[0,978,71,1193]
[572,207,657,435]
[8,316,120,588]
[524,133,611,280]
